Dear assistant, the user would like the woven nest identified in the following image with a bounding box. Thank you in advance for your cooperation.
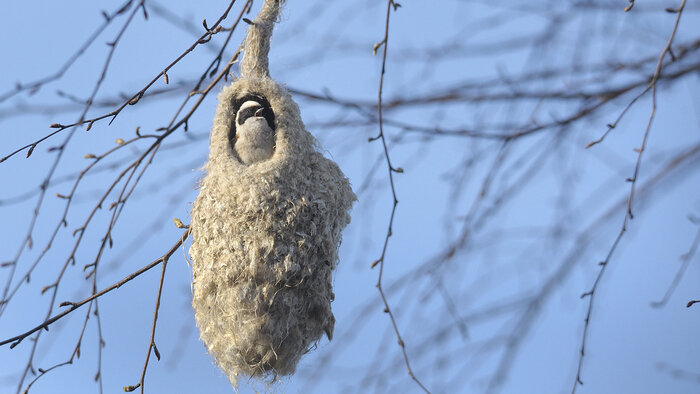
[189,0,355,386]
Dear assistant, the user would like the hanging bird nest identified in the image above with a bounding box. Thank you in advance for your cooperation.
[189,0,355,386]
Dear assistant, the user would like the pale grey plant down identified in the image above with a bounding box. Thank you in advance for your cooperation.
[188,0,356,387]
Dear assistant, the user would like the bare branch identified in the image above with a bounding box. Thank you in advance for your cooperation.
[0,230,190,349]
[370,1,430,393]
[572,3,689,382]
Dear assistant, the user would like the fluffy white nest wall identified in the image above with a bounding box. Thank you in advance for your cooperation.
[189,0,355,386]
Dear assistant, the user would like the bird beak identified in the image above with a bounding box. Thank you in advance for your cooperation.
[255,107,264,117]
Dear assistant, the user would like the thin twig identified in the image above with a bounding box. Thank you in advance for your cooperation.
[0,229,190,349]
[572,3,687,391]
[7,4,149,392]
[370,1,430,392]
[0,0,145,321]
[123,233,172,393]
[2,1,245,388]
[651,221,700,307]
[0,0,239,164]
[0,0,131,104]
[486,140,700,394]
[0,135,151,314]
[94,300,105,394]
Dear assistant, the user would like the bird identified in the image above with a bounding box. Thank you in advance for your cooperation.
[232,99,276,165]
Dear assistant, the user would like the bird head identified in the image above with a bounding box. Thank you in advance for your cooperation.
[236,100,275,131]
[230,94,277,165]
[229,94,276,144]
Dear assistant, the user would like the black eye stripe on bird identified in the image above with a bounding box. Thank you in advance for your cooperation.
[235,100,275,130]
[236,101,263,126]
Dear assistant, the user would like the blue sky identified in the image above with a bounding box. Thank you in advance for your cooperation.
[1,1,699,393]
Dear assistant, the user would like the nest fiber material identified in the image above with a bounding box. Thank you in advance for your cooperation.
[189,0,355,386]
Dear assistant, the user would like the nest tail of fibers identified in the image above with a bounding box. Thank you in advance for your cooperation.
[189,0,355,387]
